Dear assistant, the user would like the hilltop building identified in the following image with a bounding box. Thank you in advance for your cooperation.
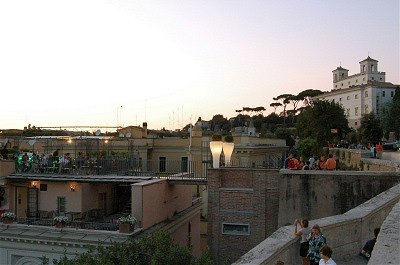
[313,56,398,128]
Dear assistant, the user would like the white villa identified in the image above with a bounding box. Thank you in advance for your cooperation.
[313,57,398,129]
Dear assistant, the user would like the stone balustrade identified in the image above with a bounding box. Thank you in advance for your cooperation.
[233,183,400,265]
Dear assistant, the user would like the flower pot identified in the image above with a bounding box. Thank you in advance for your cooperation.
[2,218,13,224]
[119,223,134,233]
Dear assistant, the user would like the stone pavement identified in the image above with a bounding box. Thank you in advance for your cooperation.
[336,254,368,265]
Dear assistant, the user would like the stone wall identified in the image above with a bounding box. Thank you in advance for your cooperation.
[368,200,400,265]
[233,183,400,265]
[207,168,400,264]
[278,170,400,226]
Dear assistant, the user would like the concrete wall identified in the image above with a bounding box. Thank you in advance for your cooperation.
[278,170,400,226]
[132,179,193,230]
[207,168,400,264]
[368,200,400,265]
[233,183,400,265]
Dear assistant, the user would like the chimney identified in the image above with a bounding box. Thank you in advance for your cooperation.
[142,122,148,138]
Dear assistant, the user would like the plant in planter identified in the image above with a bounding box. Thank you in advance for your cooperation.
[1,212,16,224]
[118,214,137,233]
[54,216,68,228]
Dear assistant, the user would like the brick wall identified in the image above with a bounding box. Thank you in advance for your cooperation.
[207,168,280,264]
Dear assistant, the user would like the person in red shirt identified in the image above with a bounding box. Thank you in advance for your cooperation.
[288,154,300,170]
[376,143,383,159]
[324,154,336,170]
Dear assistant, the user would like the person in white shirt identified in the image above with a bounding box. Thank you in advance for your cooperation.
[319,245,337,265]
[294,218,311,265]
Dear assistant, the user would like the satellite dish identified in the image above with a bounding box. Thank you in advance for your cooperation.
[95,130,101,136]
[119,133,124,138]
[126,132,132,138]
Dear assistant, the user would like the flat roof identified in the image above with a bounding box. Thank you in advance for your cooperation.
[7,173,152,183]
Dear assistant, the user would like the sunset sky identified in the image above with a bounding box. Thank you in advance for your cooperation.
[0,0,398,131]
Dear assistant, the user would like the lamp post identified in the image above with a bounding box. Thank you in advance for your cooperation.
[222,142,234,166]
[209,140,223,168]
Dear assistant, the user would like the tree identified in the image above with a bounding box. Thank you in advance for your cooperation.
[270,102,282,114]
[297,89,324,106]
[358,113,383,145]
[210,114,231,133]
[381,87,400,139]
[273,94,292,125]
[296,100,349,148]
[54,228,212,265]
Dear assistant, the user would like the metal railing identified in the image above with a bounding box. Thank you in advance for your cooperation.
[14,156,284,180]
[15,218,119,231]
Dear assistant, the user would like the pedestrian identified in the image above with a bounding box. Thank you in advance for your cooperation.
[319,245,336,265]
[294,218,311,265]
[360,228,380,260]
[324,154,336,170]
[308,224,327,265]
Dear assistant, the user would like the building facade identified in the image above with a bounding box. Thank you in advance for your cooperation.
[314,57,398,128]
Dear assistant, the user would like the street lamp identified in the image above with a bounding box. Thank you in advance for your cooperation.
[210,140,223,168]
[222,142,234,166]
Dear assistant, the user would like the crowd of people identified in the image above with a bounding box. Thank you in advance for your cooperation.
[284,153,337,171]
[292,218,380,264]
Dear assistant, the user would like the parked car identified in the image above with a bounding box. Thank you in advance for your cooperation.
[382,142,400,151]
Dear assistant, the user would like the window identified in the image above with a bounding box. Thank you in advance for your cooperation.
[57,196,66,214]
[339,98,342,102]
[372,77,374,80]
[356,79,358,83]
[355,94,358,99]
[362,65,366,72]
[365,91,368,97]
[355,107,359,116]
[181,157,188,172]
[341,83,343,87]
[380,77,383,80]
[40,184,47,191]
[347,96,350,100]
[355,122,358,126]
[363,77,365,81]
[335,85,337,88]
[159,157,166,172]
[382,91,385,97]
[222,223,250,235]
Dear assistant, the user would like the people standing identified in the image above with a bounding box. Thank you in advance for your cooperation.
[376,143,383,159]
[360,228,380,260]
[308,224,327,265]
[294,219,311,265]
[318,245,337,265]
[324,154,336,170]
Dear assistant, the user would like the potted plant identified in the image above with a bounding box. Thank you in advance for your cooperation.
[118,214,137,233]
[1,212,16,224]
[53,216,68,228]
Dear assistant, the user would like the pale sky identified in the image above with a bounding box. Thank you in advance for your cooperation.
[1,0,399,131]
